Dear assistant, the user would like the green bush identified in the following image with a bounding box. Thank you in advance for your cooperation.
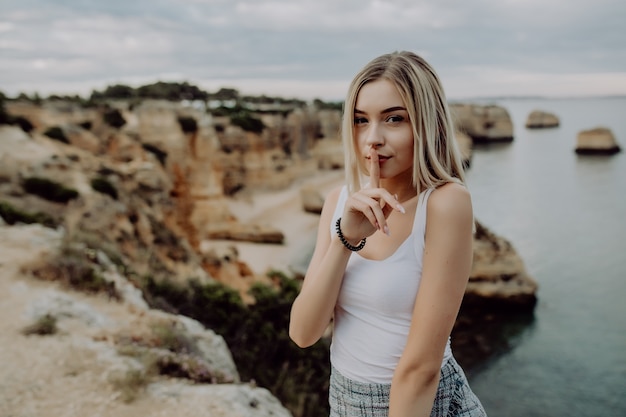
[32,246,120,298]
[13,116,34,133]
[91,177,118,200]
[103,108,126,128]
[22,177,79,203]
[231,113,265,134]
[177,116,198,134]
[43,126,69,144]
[136,81,209,101]
[313,99,343,111]
[151,321,199,354]
[101,84,135,99]
[209,104,247,117]
[0,201,57,228]
[21,314,58,336]
[110,369,149,403]
[0,96,10,125]
[141,273,330,417]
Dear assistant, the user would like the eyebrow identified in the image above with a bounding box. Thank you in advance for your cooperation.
[354,106,407,115]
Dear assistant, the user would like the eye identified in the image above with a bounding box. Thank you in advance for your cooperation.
[386,115,405,123]
[354,117,368,125]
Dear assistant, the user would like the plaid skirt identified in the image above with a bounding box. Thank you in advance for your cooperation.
[329,357,486,417]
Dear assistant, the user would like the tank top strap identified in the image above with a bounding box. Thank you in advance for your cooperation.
[413,188,435,258]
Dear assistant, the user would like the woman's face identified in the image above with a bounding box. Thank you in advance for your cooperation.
[354,78,414,182]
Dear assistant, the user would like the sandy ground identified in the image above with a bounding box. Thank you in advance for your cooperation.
[209,170,344,276]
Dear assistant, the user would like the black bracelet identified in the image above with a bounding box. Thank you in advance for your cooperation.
[335,217,366,251]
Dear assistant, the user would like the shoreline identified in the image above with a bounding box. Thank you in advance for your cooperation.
[203,170,344,276]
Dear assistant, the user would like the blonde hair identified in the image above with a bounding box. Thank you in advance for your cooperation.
[341,51,466,194]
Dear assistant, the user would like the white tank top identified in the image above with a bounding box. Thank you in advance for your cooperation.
[329,186,452,383]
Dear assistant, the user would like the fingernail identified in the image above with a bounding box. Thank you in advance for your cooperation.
[397,204,405,214]
[384,225,390,236]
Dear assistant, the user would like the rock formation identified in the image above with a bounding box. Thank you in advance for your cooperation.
[450,103,514,143]
[525,110,560,129]
[467,221,538,311]
[575,127,621,155]
[0,224,292,417]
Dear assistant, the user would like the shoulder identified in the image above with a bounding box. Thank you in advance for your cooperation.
[427,182,473,226]
[327,184,345,201]
[319,184,345,217]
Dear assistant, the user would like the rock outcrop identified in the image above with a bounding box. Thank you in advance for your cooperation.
[467,221,538,311]
[450,103,514,143]
[0,224,292,417]
[575,127,621,155]
[525,110,559,129]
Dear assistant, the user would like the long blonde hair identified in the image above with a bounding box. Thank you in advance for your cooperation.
[342,51,466,194]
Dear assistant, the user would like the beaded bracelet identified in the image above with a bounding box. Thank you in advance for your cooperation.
[335,217,366,251]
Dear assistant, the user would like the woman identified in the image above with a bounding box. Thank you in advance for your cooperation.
[289,51,486,417]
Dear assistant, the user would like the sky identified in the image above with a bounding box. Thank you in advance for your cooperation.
[1,0,625,101]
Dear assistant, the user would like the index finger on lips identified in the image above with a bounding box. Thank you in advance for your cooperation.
[369,147,380,189]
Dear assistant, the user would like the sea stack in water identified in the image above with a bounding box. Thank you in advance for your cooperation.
[450,103,514,144]
[465,220,538,312]
[525,110,559,129]
[575,127,621,155]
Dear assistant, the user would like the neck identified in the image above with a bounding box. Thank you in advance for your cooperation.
[380,179,418,203]
[377,167,418,202]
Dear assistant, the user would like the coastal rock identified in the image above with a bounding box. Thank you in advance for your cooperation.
[207,222,285,244]
[63,124,103,153]
[0,224,297,417]
[525,110,560,129]
[5,100,98,131]
[450,103,514,143]
[575,127,621,155]
[466,220,538,311]
[300,185,325,214]
[147,383,293,417]
[200,244,263,304]
[310,138,344,170]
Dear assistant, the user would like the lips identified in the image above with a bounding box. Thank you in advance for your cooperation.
[367,155,390,162]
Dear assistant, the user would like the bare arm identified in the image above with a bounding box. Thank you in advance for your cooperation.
[389,182,474,417]
[288,186,351,347]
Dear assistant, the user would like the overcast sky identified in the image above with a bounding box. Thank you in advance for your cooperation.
[1,0,625,101]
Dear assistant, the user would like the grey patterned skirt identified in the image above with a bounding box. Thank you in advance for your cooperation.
[329,357,487,417]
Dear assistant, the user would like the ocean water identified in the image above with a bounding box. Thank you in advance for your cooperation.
[463,97,626,417]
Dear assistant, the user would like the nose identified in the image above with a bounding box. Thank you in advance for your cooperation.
[364,122,384,148]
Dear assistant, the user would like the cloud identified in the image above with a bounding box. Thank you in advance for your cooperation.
[230,0,456,31]
[0,0,625,99]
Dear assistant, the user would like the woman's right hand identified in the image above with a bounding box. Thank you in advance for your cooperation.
[340,148,405,242]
